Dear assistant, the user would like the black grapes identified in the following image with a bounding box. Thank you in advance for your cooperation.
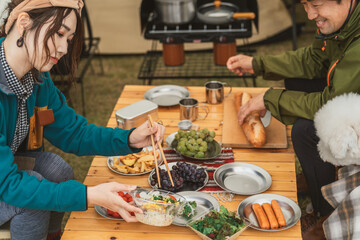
[150,162,207,192]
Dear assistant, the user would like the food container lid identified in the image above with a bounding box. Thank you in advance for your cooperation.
[115,100,158,120]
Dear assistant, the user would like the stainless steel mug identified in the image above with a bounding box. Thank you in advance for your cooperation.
[205,81,232,104]
[179,98,209,121]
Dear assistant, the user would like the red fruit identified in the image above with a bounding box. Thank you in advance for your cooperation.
[130,212,135,216]
[124,193,131,199]
[107,209,121,218]
[118,191,125,197]
[207,233,215,239]
[127,196,133,202]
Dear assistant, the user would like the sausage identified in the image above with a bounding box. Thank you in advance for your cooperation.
[262,203,279,229]
[252,203,270,230]
[271,200,286,227]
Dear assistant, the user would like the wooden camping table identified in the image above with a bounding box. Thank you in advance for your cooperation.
[61,85,301,240]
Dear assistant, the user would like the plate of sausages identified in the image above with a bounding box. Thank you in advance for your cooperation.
[237,193,301,232]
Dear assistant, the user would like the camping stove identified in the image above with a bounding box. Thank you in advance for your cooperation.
[140,0,258,66]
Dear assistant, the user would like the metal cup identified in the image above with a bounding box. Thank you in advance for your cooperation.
[179,98,209,121]
[205,81,232,104]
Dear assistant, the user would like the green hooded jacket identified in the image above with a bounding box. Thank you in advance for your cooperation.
[253,3,360,125]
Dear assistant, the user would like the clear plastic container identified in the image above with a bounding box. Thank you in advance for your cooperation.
[130,188,186,226]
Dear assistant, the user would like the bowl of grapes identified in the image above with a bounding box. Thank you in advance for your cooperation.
[171,128,222,161]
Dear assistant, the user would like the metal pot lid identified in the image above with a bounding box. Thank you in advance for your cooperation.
[198,2,238,16]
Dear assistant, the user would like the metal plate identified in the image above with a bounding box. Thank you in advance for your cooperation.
[213,162,272,195]
[144,85,190,107]
[171,139,222,161]
[107,146,163,176]
[237,193,301,231]
[173,191,220,226]
[260,110,271,128]
[94,205,124,221]
[148,162,209,192]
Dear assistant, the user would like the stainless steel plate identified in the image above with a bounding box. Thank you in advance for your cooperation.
[237,193,301,231]
[144,85,190,107]
[173,191,220,226]
[213,162,272,195]
[148,162,209,192]
[107,146,163,176]
[94,205,124,221]
[171,139,222,161]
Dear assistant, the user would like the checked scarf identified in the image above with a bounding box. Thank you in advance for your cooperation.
[0,44,34,154]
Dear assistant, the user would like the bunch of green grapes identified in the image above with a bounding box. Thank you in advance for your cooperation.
[174,128,216,158]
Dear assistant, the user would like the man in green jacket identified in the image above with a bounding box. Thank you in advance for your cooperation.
[227,0,359,238]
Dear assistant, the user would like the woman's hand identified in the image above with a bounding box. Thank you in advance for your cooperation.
[87,182,142,222]
[128,121,166,149]
[227,54,254,76]
[237,92,267,125]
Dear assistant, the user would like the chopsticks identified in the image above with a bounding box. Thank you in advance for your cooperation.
[148,115,174,187]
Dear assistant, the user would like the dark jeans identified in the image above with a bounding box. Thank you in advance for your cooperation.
[285,78,335,216]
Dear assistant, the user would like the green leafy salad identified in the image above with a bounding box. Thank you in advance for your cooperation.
[189,206,246,240]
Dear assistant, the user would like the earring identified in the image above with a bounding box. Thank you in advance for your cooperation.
[16,31,25,47]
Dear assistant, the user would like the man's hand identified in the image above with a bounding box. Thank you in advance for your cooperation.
[237,92,267,125]
[227,54,254,76]
[87,182,142,222]
[128,120,165,149]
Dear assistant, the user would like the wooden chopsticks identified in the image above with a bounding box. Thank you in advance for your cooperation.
[148,115,174,187]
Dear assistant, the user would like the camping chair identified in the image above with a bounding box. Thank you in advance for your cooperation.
[51,0,104,116]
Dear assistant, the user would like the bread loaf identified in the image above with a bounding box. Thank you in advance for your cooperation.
[235,92,266,147]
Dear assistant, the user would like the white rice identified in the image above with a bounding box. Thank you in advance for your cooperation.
[135,210,175,226]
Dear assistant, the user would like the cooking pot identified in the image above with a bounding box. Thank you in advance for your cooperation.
[155,0,196,25]
[197,1,255,25]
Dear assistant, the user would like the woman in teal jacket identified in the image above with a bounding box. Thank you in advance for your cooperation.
[0,0,165,239]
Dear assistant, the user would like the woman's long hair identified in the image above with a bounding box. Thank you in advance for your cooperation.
[0,0,83,83]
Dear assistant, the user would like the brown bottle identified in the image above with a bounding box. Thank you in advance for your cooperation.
[162,43,185,66]
[213,42,237,66]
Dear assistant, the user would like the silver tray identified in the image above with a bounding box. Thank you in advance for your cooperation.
[94,205,124,221]
[237,193,301,231]
[213,162,272,195]
[173,191,220,226]
[144,85,190,107]
[107,146,163,176]
[148,162,209,192]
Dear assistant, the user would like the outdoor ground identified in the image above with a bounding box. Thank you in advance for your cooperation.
[50,2,316,230]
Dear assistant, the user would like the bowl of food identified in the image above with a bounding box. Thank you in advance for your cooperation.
[107,146,162,175]
[171,129,222,160]
[130,188,186,226]
[188,206,249,240]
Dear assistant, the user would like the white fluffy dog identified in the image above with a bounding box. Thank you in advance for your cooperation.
[314,93,360,166]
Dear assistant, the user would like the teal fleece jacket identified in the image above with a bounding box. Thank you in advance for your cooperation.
[0,37,139,212]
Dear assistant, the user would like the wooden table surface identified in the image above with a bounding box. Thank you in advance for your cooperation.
[61,85,301,240]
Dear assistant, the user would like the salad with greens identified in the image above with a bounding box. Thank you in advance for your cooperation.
[189,206,246,240]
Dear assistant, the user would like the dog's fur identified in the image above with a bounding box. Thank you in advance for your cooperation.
[314,93,360,166]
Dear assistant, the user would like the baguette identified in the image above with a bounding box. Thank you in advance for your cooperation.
[271,200,286,227]
[262,203,279,229]
[252,203,270,230]
[234,92,266,147]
